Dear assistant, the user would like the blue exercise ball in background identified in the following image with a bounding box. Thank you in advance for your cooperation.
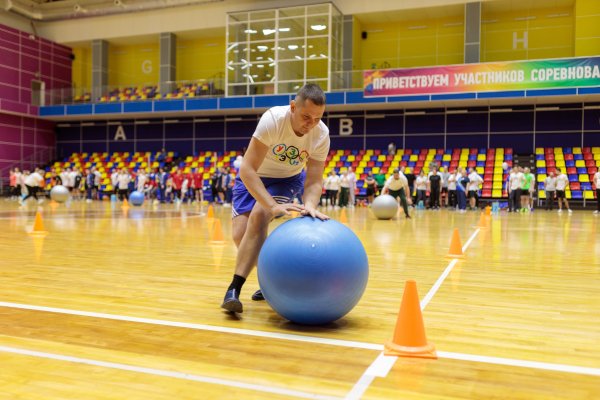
[128,191,145,206]
[257,217,369,325]
[50,185,70,203]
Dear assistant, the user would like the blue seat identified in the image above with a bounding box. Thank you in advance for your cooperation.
[536,154,545,160]
[402,155,410,161]
[505,155,513,160]
[538,182,545,190]
[565,160,575,167]
[408,161,416,167]
[572,191,583,199]
[468,155,477,161]
[564,148,572,154]
[537,168,546,174]
[476,161,485,167]
[577,167,588,174]
[574,154,583,160]
[582,182,592,190]
[568,174,578,182]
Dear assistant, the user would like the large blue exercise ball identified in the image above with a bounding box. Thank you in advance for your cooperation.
[128,191,145,206]
[258,217,369,325]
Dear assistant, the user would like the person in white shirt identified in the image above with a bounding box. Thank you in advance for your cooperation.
[593,170,600,215]
[60,168,71,191]
[324,171,341,207]
[117,168,131,201]
[440,167,450,207]
[415,170,428,207]
[136,169,148,193]
[221,84,330,313]
[508,167,523,212]
[110,168,119,198]
[21,168,44,204]
[544,171,557,211]
[447,170,457,208]
[338,170,351,207]
[347,166,357,207]
[382,168,411,218]
[555,168,572,213]
[467,168,483,210]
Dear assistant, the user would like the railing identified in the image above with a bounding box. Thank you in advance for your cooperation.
[0,146,56,194]
[42,75,226,105]
[39,70,371,105]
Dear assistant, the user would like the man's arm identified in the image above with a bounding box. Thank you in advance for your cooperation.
[240,137,301,216]
[302,158,329,220]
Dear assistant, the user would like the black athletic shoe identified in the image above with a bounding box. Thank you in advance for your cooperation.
[251,289,265,301]
[221,289,243,313]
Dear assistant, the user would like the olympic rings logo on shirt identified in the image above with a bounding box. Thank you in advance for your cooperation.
[273,144,309,166]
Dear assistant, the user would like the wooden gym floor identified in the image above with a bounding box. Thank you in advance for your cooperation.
[0,199,598,399]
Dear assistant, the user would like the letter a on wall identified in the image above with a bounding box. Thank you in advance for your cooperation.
[339,118,353,136]
[114,125,127,141]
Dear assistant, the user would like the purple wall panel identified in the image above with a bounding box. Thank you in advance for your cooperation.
[0,65,19,83]
[0,144,20,159]
[0,47,18,67]
[21,55,37,73]
[0,84,19,99]
[1,126,21,142]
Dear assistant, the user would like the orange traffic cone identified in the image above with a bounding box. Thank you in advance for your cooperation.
[207,205,215,219]
[29,211,48,237]
[121,198,129,209]
[478,212,488,228]
[446,228,464,258]
[209,218,225,244]
[384,280,437,359]
[339,208,348,224]
[485,205,491,216]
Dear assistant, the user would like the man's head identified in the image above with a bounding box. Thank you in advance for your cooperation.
[393,168,400,178]
[290,84,326,136]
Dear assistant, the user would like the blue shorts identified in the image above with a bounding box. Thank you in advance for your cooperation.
[232,172,305,217]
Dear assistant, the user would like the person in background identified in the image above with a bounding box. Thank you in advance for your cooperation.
[347,166,357,207]
[593,168,600,215]
[456,167,469,213]
[544,171,557,211]
[365,171,376,205]
[447,169,457,208]
[415,170,428,207]
[555,167,572,213]
[338,170,350,208]
[382,168,411,218]
[467,167,483,210]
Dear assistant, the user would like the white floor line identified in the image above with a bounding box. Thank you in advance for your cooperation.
[0,345,339,400]
[345,227,481,399]
[1,301,599,379]
[0,301,381,351]
[438,351,600,377]
[462,228,481,253]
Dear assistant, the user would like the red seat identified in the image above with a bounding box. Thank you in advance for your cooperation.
[467,160,476,167]
[584,153,593,160]
[483,182,492,189]
[450,161,458,167]
[546,160,556,167]
[546,154,555,161]
[418,155,426,161]
[482,190,492,198]
[469,148,478,155]
[567,167,577,174]
[505,148,513,155]
[564,154,574,161]
[588,167,598,174]
[570,182,580,190]
[404,149,412,155]
[485,167,493,174]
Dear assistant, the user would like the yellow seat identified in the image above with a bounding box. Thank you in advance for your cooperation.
[442,154,451,161]
[476,167,484,174]
[580,175,590,182]
[536,160,546,168]
[537,174,547,182]
[535,148,544,154]
[477,154,486,161]
[584,191,595,199]
[492,189,503,197]
[575,160,585,168]
[539,190,546,199]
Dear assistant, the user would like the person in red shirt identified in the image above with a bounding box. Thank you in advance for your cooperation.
[192,169,204,203]
[171,169,184,202]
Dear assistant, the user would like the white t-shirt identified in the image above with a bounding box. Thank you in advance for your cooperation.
[544,176,557,191]
[510,172,523,191]
[324,175,340,191]
[137,174,147,191]
[594,172,600,188]
[340,175,350,188]
[24,172,43,187]
[68,171,79,187]
[117,173,131,190]
[468,172,483,191]
[416,176,428,191]
[556,173,569,191]
[385,175,407,191]
[448,173,457,190]
[60,171,71,187]
[253,106,329,178]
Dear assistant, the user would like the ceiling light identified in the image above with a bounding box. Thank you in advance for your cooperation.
[279,27,290,32]
[288,44,298,50]
[257,45,268,51]
[263,28,276,35]
[244,29,257,34]
[311,24,327,31]
[295,55,302,60]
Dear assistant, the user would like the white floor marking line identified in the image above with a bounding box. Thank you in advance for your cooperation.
[345,227,481,399]
[0,345,340,400]
[437,351,600,377]
[0,301,381,351]
[462,227,481,253]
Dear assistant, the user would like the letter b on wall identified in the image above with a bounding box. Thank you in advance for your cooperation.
[339,118,353,136]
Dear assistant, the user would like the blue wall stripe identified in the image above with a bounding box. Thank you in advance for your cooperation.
[254,95,290,108]
[219,97,253,109]
[94,103,122,114]
[124,102,153,113]
[186,98,218,110]
[154,99,185,112]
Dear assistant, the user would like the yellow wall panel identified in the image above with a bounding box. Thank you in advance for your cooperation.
[176,36,226,82]
[358,16,464,69]
[481,6,574,62]
[108,43,159,88]
[71,47,92,92]
[575,0,600,56]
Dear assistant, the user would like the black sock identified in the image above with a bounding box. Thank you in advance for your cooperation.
[227,274,246,292]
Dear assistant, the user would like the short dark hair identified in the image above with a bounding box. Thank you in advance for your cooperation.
[296,83,326,106]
